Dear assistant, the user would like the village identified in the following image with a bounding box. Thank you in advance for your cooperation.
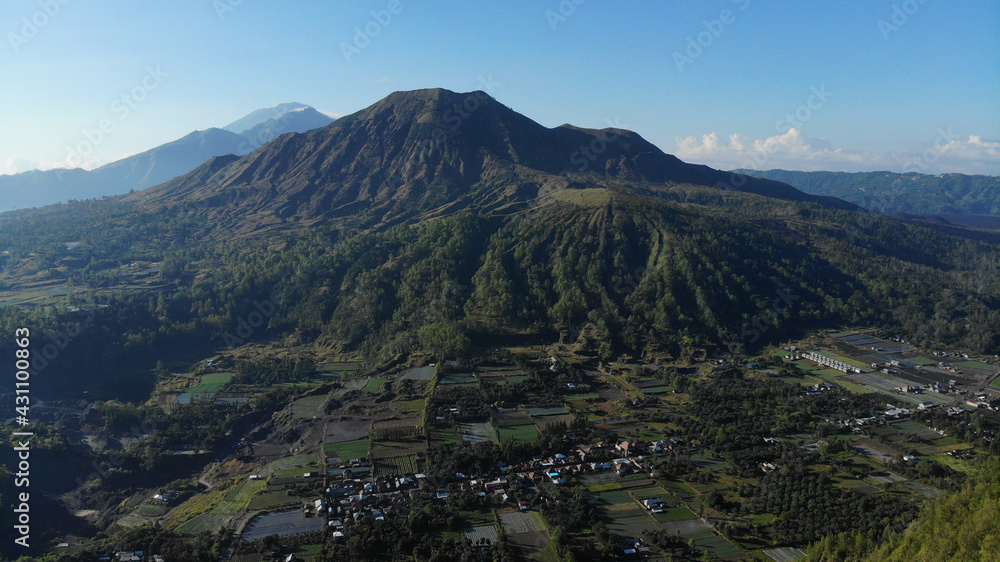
[59,327,1000,561]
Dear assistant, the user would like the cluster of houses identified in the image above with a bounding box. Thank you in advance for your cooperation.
[300,439,678,541]
[95,553,165,562]
[802,351,862,373]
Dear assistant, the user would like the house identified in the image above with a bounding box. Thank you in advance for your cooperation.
[917,401,935,410]
[643,498,664,510]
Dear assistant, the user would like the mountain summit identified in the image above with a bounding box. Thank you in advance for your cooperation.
[135,88,854,229]
[0,103,336,211]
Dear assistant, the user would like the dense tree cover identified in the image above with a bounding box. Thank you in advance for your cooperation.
[737,169,1000,215]
[10,524,227,561]
[3,192,1000,406]
[745,462,918,545]
[232,356,312,386]
[319,501,508,561]
[807,458,1000,561]
[662,370,889,477]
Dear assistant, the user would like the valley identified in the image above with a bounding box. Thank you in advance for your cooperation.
[1,88,998,561]
[21,328,999,561]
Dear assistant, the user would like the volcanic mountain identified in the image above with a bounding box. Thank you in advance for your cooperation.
[3,88,998,402]
[0,102,335,211]
[133,88,856,231]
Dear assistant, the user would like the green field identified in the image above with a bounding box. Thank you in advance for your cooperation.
[461,510,496,527]
[497,424,539,443]
[324,438,371,460]
[430,427,461,444]
[589,490,634,509]
[587,482,623,492]
[394,398,425,414]
[656,506,698,521]
[909,356,937,366]
[247,490,297,510]
[956,360,993,370]
[793,361,818,371]
[642,385,674,394]
[628,485,670,501]
[812,369,874,393]
[175,512,229,535]
[362,378,387,393]
[225,478,267,506]
[136,503,169,517]
[167,489,226,526]
[605,515,659,537]
[374,454,419,477]
[187,372,235,394]
[210,499,244,514]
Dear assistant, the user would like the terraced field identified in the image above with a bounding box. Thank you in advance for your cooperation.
[187,372,235,394]
[324,439,370,460]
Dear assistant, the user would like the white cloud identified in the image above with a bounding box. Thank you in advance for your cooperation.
[1,157,40,175]
[674,128,1000,175]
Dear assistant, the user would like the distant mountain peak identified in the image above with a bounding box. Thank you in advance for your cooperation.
[222,102,336,135]
[0,102,338,211]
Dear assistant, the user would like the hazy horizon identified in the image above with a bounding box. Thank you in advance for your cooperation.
[2,0,998,176]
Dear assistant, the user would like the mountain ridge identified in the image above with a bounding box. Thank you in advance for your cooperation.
[131,88,857,232]
[733,168,1000,216]
[0,103,336,211]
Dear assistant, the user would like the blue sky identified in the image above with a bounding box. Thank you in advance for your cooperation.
[2,0,998,175]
